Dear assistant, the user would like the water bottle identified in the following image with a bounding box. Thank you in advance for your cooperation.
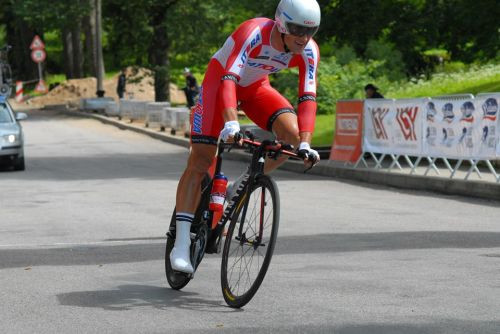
[209,173,228,212]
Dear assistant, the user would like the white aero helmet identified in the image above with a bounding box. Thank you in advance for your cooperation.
[275,0,321,37]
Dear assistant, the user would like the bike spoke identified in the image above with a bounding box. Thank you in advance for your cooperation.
[223,177,277,304]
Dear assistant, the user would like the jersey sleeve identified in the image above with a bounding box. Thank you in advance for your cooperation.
[213,19,264,110]
[289,40,320,133]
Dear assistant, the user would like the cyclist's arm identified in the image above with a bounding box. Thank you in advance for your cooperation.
[289,39,320,142]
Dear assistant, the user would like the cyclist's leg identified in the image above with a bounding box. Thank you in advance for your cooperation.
[239,80,299,174]
[171,59,223,273]
[265,112,300,173]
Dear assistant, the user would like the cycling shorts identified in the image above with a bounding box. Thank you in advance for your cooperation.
[190,59,295,146]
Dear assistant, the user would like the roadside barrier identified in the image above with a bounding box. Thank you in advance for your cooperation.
[80,97,114,113]
[146,102,171,129]
[331,93,500,183]
[15,81,23,102]
[168,107,190,135]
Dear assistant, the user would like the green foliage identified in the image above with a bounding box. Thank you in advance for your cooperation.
[13,0,90,31]
[0,25,5,46]
[387,63,500,98]
[311,113,335,147]
[334,44,357,66]
[365,39,405,81]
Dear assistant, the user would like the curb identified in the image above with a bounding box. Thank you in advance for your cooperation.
[62,109,500,202]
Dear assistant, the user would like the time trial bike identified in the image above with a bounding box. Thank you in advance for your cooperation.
[165,132,315,308]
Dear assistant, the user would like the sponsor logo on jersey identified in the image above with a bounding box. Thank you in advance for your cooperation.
[247,61,280,73]
[271,53,291,66]
[192,87,204,134]
[298,94,316,103]
[240,33,261,65]
[305,48,315,80]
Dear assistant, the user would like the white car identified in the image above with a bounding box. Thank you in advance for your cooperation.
[0,96,27,170]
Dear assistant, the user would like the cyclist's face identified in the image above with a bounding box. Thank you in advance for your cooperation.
[283,33,310,54]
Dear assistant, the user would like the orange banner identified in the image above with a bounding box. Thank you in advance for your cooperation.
[329,100,364,162]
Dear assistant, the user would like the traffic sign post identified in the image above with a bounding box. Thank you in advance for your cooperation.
[34,80,47,94]
[30,35,47,94]
[30,35,45,51]
[31,49,46,63]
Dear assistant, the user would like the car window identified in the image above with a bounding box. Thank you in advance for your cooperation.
[0,103,13,123]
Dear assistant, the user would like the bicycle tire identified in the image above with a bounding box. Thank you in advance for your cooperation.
[221,175,280,308]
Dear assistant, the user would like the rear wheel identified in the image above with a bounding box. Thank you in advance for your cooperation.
[221,175,279,308]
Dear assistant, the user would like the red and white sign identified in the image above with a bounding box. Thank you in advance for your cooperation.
[34,80,48,94]
[15,81,23,102]
[30,35,45,50]
[31,49,46,63]
[329,100,364,163]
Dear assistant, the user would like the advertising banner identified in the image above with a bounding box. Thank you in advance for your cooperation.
[475,93,500,158]
[424,94,500,159]
[424,97,477,159]
[363,98,425,155]
[330,100,363,162]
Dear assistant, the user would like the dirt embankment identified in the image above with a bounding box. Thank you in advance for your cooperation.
[20,67,186,108]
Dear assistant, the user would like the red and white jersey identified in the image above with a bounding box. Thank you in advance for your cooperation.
[213,18,320,97]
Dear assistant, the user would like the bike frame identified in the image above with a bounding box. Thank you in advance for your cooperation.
[204,136,297,253]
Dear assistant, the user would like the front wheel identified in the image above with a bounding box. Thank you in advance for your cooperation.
[221,175,280,308]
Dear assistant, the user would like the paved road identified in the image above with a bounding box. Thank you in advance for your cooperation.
[1,110,500,334]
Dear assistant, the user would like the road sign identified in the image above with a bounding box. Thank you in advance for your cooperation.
[31,49,46,63]
[35,80,48,94]
[30,35,45,50]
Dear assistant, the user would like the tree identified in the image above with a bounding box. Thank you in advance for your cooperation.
[13,0,90,79]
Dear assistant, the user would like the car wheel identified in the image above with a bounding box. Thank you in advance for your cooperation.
[13,156,25,171]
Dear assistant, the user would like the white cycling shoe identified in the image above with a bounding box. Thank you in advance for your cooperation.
[170,221,194,274]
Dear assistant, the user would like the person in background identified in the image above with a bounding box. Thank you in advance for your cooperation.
[183,68,199,108]
[364,83,384,99]
[116,68,127,99]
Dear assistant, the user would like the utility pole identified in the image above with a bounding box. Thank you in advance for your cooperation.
[95,0,105,97]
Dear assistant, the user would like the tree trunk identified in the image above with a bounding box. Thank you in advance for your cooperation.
[149,1,178,102]
[5,10,38,81]
[71,22,84,78]
[95,0,105,96]
[62,28,74,79]
[83,0,97,77]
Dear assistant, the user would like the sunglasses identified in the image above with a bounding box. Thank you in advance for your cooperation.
[286,23,319,37]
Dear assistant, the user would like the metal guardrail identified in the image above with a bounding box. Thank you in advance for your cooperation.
[352,152,500,183]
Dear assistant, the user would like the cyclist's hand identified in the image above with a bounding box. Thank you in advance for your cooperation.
[220,121,241,142]
[297,142,320,167]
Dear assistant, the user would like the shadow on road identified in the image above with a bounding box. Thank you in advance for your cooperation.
[2,231,500,269]
[56,284,240,313]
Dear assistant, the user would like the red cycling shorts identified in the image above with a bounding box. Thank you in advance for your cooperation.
[190,59,295,146]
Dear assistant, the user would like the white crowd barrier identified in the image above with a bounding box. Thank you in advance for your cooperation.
[146,102,171,129]
[118,99,135,120]
[80,97,114,113]
[168,107,190,134]
[104,101,119,117]
[343,93,500,183]
[362,93,500,159]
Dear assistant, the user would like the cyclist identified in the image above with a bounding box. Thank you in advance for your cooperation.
[171,0,322,273]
